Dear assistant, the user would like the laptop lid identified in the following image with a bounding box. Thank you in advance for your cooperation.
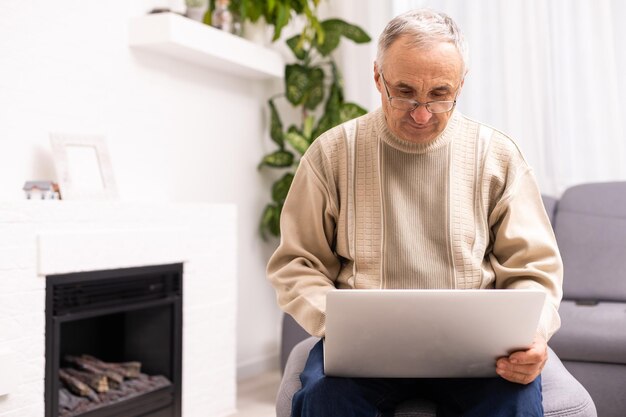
[323,289,545,378]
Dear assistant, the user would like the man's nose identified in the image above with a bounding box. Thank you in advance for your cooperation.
[409,104,432,124]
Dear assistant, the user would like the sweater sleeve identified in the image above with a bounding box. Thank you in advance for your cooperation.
[488,168,563,341]
[266,152,341,338]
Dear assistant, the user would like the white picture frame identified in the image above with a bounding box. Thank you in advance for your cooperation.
[50,133,118,200]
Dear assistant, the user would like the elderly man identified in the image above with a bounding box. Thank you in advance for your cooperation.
[268,8,562,417]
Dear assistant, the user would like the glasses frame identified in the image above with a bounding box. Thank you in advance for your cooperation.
[379,72,460,114]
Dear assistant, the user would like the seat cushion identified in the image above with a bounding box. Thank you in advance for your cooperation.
[276,337,319,417]
[554,182,626,301]
[542,349,597,417]
[277,337,596,417]
[562,360,626,417]
[549,300,626,364]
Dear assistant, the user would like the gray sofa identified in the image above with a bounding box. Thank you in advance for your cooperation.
[276,181,626,417]
[543,182,626,417]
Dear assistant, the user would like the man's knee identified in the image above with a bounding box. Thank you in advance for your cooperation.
[490,376,543,416]
[301,375,354,401]
[293,376,382,417]
[437,376,543,417]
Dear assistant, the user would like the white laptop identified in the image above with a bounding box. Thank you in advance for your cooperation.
[323,289,545,378]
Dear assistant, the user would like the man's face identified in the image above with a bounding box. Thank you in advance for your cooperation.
[374,36,464,144]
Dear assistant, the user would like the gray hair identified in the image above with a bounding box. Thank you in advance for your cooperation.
[376,9,469,76]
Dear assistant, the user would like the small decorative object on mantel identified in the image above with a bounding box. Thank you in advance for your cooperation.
[185,0,208,22]
[50,133,118,201]
[147,0,188,15]
[147,0,173,15]
[23,181,61,200]
[211,0,239,35]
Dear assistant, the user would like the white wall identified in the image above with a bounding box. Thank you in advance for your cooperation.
[0,0,282,379]
[356,0,626,196]
[331,0,391,112]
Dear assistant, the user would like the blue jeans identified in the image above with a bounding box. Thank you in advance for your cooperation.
[292,340,543,417]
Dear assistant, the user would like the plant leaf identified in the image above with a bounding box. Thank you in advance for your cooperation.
[285,131,310,155]
[285,65,324,109]
[286,34,306,60]
[285,64,309,105]
[311,112,333,141]
[303,67,325,110]
[260,203,281,239]
[329,61,345,102]
[202,9,212,25]
[259,150,294,168]
[245,0,263,21]
[268,99,284,147]
[266,0,276,15]
[322,19,371,43]
[339,102,368,123]
[307,13,325,46]
[315,21,341,56]
[314,19,371,56]
[303,115,315,140]
[271,172,294,204]
[288,0,305,14]
[311,80,340,139]
[324,80,342,115]
[315,31,340,56]
[272,2,289,41]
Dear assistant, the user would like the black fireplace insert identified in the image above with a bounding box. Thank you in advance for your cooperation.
[45,264,183,417]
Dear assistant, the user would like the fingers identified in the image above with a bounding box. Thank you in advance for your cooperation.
[509,338,547,364]
[496,337,548,385]
[496,358,544,385]
[508,349,544,365]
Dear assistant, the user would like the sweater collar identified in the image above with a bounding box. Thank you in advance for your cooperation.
[374,108,461,154]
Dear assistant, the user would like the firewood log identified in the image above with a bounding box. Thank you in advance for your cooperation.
[63,367,109,393]
[59,369,99,402]
[80,354,141,378]
[64,355,124,387]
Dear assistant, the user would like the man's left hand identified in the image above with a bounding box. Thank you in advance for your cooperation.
[496,334,548,385]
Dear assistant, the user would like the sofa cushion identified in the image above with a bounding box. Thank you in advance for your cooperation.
[560,361,626,417]
[554,182,626,301]
[549,300,626,364]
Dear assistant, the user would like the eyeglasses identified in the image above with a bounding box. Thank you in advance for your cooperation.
[379,72,459,114]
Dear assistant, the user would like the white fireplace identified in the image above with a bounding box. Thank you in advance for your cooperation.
[0,201,237,417]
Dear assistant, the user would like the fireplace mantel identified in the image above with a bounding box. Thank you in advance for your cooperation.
[0,201,237,417]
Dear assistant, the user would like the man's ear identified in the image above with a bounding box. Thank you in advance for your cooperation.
[456,76,465,97]
[373,62,382,93]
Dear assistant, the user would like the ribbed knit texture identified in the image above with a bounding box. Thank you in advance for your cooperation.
[268,108,563,339]
[381,141,454,289]
[352,118,383,289]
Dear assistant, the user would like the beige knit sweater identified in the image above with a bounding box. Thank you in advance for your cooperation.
[267,108,563,341]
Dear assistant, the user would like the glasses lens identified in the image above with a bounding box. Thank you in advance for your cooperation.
[389,98,455,113]
[389,98,417,111]
[427,101,455,113]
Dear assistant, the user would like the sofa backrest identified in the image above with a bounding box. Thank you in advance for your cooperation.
[553,182,626,302]
[542,194,558,227]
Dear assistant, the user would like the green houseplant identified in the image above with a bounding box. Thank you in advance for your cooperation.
[205,0,326,41]
[207,0,371,238]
